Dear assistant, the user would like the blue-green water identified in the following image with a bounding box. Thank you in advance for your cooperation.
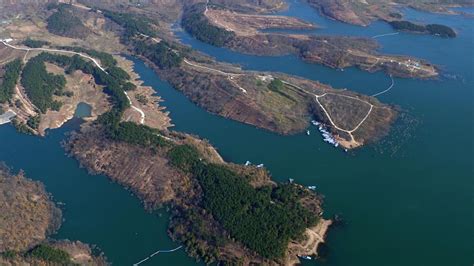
[0,1,472,265]
[74,102,92,118]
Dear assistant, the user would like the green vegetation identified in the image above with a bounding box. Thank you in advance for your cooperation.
[268,78,284,91]
[171,207,221,264]
[26,115,40,130]
[267,78,296,102]
[1,250,17,259]
[56,46,117,68]
[29,244,70,264]
[135,94,148,105]
[389,21,456,38]
[0,59,22,103]
[426,24,456,38]
[103,10,157,39]
[110,122,168,147]
[21,54,66,112]
[133,40,183,69]
[182,4,235,47]
[197,165,317,258]
[22,38,50,48]
[47,5,89,38]
[167,145,318,259]
[12,118,35,135]
[108,66,131,82]
[167,144,201,172]
[103,11,184,70]
[38,51,164,147]
[13,51,159,143]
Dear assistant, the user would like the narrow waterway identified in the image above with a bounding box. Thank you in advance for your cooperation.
[0,1,472,265]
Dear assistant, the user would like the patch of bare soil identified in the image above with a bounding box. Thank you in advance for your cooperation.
[205,8,315,36]
[117,56,172,130]
[51,240,107,265]
[287,219,332,264]
[211,0,287,13]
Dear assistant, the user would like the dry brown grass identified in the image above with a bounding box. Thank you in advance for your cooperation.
[37,63,110,135]
[205,8,315,36]
[0,168,61,253]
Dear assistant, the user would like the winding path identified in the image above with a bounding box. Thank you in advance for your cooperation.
[183,59,247,93]
[1,40,147,123]
[124,91,145,124]
[282,81,374,144]
[179,56,374,144]
[1,40,107,72]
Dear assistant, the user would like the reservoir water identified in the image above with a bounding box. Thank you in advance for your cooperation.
[0,1,472,265]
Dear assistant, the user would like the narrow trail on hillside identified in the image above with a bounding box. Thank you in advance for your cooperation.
[1,40,107,72]
[282,81,373,144]
[182,59,247,93]
[124,91,145,124]
[1,40,148,123]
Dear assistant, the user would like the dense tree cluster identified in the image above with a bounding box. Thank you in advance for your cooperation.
[26,115,41,130]
[268,78,284,92]
[167,144,318,259]
[267,78,295,101]
[133,40,183,69]
[0,59,22,103]
[389,21,456,38]
[47,5,90,38]
[109,122,168,147]
[21,55,66,112]
[22,38,50,48]
[182,4,235,47]
[56,46,117,68]
[102,9,183,71]
[426,24,456,38]
[28,244,70,264]
[103,10,157,39]
[12,118,34,135]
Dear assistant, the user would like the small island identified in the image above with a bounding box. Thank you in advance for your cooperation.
[388,21,456,38]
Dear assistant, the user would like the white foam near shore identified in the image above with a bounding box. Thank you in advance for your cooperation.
[0,110,16,125]
[312,121,339,148]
